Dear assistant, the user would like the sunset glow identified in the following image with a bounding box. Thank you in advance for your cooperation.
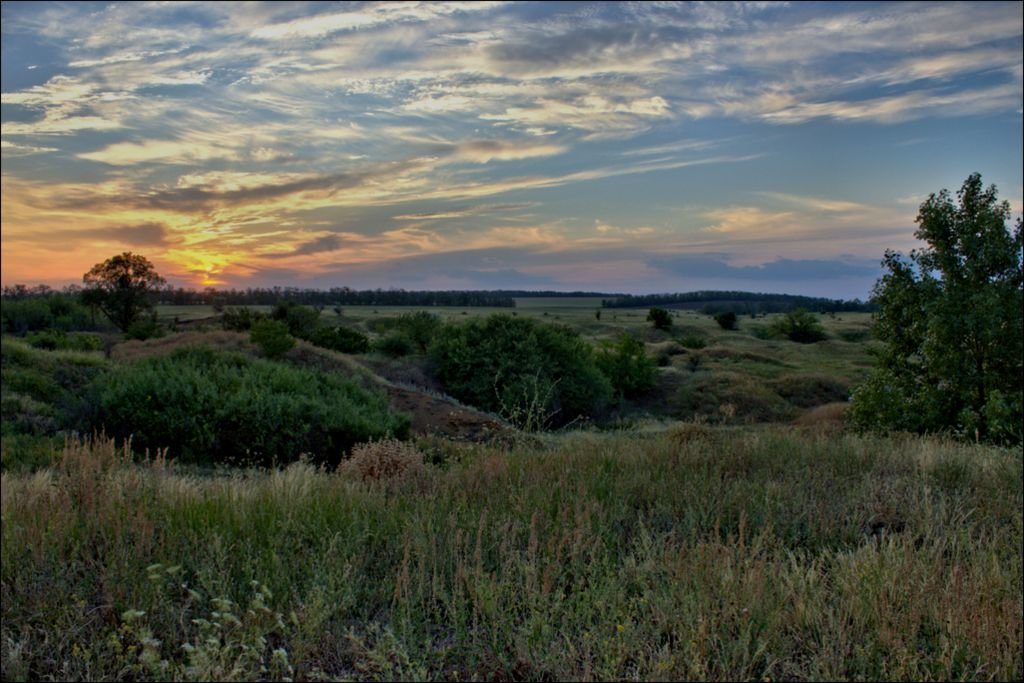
[2,1,1021,296]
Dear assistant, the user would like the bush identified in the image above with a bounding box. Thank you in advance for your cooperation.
[1,294,96,334]
[271,302,322,340]
[125,318,164,341]
[714,311,738,330]
[678,334,707,349]
[647,307,673,331]
[374,332,415,358]
[94,347,409,467]
[394,312,441,353]
[595,334,657,399]
[429,314,612,429]
[309,326,370,354]
[222,307,267,332]
[250,319,295,358]
[25,330,102,352]
[338,438,431,491]
[769,309,827,343]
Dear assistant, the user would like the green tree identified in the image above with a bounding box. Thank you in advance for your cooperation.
[851,173,1023,444]
[250,319,295,358]
[595,333,657,399]
[82,253,165,332]
[770,309,826,343]
[429,314,612,429]
[647,307,673,331]
[714,311,738,330]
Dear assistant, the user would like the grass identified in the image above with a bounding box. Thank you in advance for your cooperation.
[2,429,1020,681]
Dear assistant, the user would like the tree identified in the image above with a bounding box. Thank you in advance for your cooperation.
[714,311,738,330]
[250,319,295,358]
[850,173,1023,444]
[769,308,826,343]
[82,253,165,332]
[647,307,673,331]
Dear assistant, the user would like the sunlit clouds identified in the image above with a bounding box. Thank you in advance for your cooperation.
[2,1,1021,297]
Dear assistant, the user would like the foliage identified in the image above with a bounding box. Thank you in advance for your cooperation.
[309,325,370,354]
[82,252,166,332]
[24,330,103,352]
[221,306,267,332]
[678,334,707,349]
[714,311,738,330]
[851,173,1023,444]
[646,307,673,330]
[125,317,164,341]
[270,302,322,340]
[393,311,442,353]
[0,339,107,452]
[374,332,415,358]
[249,319,295,359]
[429,314,612,428]
[1,293,97,334]
[93,346,409,466]
[769,308,827,343]
[595,333,657,399]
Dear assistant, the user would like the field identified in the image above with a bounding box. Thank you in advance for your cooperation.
[2,299,1021,681]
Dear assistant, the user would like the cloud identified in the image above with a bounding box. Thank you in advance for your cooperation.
[648,254,879,281]
[77,139,237,166]
[4,222,169,247]
[0,140,59,156]
[392,202,536,220]
[263,234,346,259]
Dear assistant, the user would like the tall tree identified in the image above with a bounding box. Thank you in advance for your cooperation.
[851,173,1023,443]
[82,252,166,332]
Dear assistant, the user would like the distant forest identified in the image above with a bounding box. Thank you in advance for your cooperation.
[601,291,875,313]
[1,284,873,312]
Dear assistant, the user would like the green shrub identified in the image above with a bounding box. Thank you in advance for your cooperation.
[94,347,409,466]
[678,334,707,349]
[309,326,370,354]
[769,309,827,343]
[394,312,441,353]
[221,307,266,331]
[125,318,164,341]
[596,334,657,399]
[250,319,295,358]
[1,293,96,334]
[271,302,322,339]
[714,311,738,330]
[25,330,102,352]
[429,314,612,429]
[374,332,415,358]
[646,307,673,331]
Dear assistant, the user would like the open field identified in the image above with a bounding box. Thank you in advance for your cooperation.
[3,299,1020,681]
[2,430,1020,681]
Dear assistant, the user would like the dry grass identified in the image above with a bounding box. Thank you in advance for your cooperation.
[794,401,850,432]
[111,331,253,362]
[2,429,1021,681]
[338,438,433,490]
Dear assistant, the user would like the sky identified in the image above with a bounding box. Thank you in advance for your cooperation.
[1,1,1021,298]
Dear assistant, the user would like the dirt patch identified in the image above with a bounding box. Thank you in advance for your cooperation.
[384,385,512,443]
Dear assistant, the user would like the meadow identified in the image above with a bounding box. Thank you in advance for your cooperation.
[2,299,1021,681]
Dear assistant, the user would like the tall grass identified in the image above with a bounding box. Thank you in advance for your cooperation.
[2,429,1021,681]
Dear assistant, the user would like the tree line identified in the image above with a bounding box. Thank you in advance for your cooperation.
[603,291,875,313]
